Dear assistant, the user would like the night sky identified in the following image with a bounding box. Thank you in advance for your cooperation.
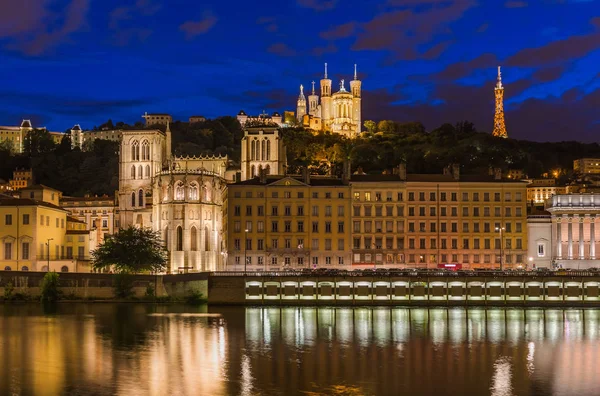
[1,0,599,141]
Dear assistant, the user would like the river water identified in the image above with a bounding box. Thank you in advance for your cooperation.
[0,304,599,396]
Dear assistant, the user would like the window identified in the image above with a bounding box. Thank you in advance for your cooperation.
[462,192,469,202]
[474,239,480,249]
[451,207,458,216]
[451,239,458,249]
[516,222,522,233]
[474,223,480,232]
[297,205,304,216]
[505,207,512,217]
[375,192,382,201]
[176,227,183,251]
[473,207,479,217]
[338,239,344,250]
[284,206,291,216]
[463,238,469,249]
[441,207,447,216]
[285,221,291,232]
[409,239,415,249]
[505,192,511,201]
[139,189,144,207]
[22,214,29,225]
[408,222,415,232]
[353,192,359,200]
[326,256,332,264]
[451,223,458,232]
[234,206,241,216]
[451,193,457,202]
[325,222,332,233]
[298,192,304,199]
[397,192,403,201]
[5,214,12,225]
[516,207,522,217]
[298,221,304,232]
[338,222,344,233]
[272,192,278,198]
[22,242,29,260]
[473,193,479,202]
[537,243,545,257]
[4,242,11,260]
[484,207,490,216]
[419,239,426,249]
[257,239,264,250]
[284,191,291,198]
[430,207,436,217]
[353,238,360,249]
[365,192,371,201]
[258,206,264,216]
[325,206,332,216]
[190,227,198,251]
[484,192,490,202]
[338,257,344,265]
[102,219,108,228]
[257,221,264,232]
[246,238,252,250]
[271,206,278,216]
[271,221,278,232]
[408,207,415,216]
[312,222,318,232]
[325,239,332,250]
[325,192,331,199]
[246,221,252,232]
[272,239,278,249]
[516,192,522,202]
[494,207,501,217]
[408,192,415,201]
[462,207,469,216]
[494,193,500,202]
[245,205,252,216]
[462,223,469,232]
[386,221,393,232]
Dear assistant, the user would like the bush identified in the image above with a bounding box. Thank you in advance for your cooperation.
[185,289,207,305]
[113,273,134,298]
[155,295,172,303]
[3,282,14,300]
[145,284,155,298]
[41,272,61,302]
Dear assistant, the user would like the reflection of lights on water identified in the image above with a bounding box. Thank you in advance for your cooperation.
[240,354,254,396]
[527,342,535,375]
[490,357,513,396]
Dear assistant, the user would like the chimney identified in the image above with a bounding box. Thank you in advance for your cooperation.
[452,164,460,181]
[342,160,351,183]
[398,163,406,180]
[488,166,494,176]
[494,168,502,180]
[259,169,267,184]
[302,167,310,184]
[443,165,451,176]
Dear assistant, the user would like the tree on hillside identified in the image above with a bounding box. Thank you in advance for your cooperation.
[92,227,168,274]
[363,120,376,134]
[24,129,56,156]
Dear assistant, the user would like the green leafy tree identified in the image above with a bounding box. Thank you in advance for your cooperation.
[41,271,61,302]
[363,120,376,134]
[24,129,56,156]
[92,226,168,274]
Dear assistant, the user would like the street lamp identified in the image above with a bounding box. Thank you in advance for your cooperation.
[244,229,249,275]
[495,227,505,271]
[46,238,53,272]
[528,256,533,271]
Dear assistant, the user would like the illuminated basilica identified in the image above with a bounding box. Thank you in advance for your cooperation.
[296,63,362,137]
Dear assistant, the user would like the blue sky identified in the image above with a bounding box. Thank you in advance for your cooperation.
[0,0,599,141]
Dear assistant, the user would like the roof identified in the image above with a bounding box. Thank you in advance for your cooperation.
[61,195,114,202]
[0,198,66,211]
[406,174,529,183]
[351,174,404,182]
[20,184,62,193]
[67,216,86,224]
[71,124,81,131]
[231,175,346,187]
[145,113,171,116]
[66,230,89,235]
[189,115,205,118]
[238,110,247,116]
[20,120,32,128]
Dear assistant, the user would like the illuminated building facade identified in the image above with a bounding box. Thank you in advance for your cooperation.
[226,174,352,271]
[297,63,362,137]
[240,127,287,181]
[492,66,508,138]
[545,193,600,269]
[573,158,600,174]
[60,195,116,254]
[0,120,65,153]
[117,124,229,272]
[526,179,566,204]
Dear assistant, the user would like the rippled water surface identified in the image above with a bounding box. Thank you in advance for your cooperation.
[1,304,600,395]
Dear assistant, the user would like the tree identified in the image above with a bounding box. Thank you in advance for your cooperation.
[24,129,56,156]
[363,120,376,134]
[92,227,168,274]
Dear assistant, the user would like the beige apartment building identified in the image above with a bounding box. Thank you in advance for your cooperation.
[60,195,116,254]
[226,174,352,271]
[574,158,600,174]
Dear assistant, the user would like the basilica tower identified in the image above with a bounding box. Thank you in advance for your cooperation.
[296,84,306,123]
[349,64,362,134]
[308,81,319,116]
[320,63,332,128]
[492,66,508,138]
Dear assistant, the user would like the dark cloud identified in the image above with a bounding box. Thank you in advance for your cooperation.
[349,1,475,61]
[256,16,278,32]
[108,0,161,45]
[312,43,337,56]
[1,0,90,56]
[297,0,337,11]
[320,22,356,40]
[267,42,296,57]
[505,1,527,7]
[434,53,498,81]
[477,23,489,33]
[532,65,566,82]
[506,20,600,67]
[180,11,217,39]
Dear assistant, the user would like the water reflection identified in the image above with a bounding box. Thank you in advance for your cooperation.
[1,305,600,395]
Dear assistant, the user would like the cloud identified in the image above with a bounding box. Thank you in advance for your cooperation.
[347,1,476,61]
[532,65,566,82]
[505,1,528,7]
[477,23,489,32]
[320,22,356,40]
[180,11,218,39]
[267,42,296,57]
[297,0,337,11]
[1,0,90,56]
[434,53,498,81]
[312,43,338,56]
[108,1,160,46]
[506,19,600,67]
[256,16,278,32]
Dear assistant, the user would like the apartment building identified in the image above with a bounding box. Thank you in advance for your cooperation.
[226,174,351,271]
[0,185,90,272]
[349,174,406,267]
[404,172,528,269]
[60,195,116,253]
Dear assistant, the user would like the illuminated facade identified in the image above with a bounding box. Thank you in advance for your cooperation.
[492,66,508,138]
[0,185,90,272]
[526,179,566,204]
[117,124,229,272]
[545,193,600,269]
[226,175,352,271]
[9,168,33,190]
[0,120,65,153]
[60,195,116,254]
[573,158,600,174]
[240,127,286,181]
[142,112,172,126]
[297,63,362,137]
[236,110,285,128]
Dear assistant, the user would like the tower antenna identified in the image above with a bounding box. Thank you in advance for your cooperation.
[492,66,508,138]
[324,63,328,79]
[354,64,357,80]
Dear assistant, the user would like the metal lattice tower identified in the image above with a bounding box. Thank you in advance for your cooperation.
[492,66,508,138]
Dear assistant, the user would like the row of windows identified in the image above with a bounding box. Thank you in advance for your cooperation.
[233,191,346,199]
[350,236,524,250]
[406,221,523,233]
[233,238,345,251]
[130,140,150,161]
[3,242,30,260]
[235,256,345,266]
[233,205,346,217]
[235,220,346,233]
[131,165,151,179]
[353,253,525,264]
[5,214,30,225]
[166,226,211,251]
[404,206,523,217]
[405,191,522,202]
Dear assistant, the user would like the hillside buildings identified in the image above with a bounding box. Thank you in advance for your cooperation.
[142,112,172,126]
[0,120,65,153]
[573,158,600,175]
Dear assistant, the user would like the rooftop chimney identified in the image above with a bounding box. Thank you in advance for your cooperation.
[452,164,460,181]
[494,168,502,180]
